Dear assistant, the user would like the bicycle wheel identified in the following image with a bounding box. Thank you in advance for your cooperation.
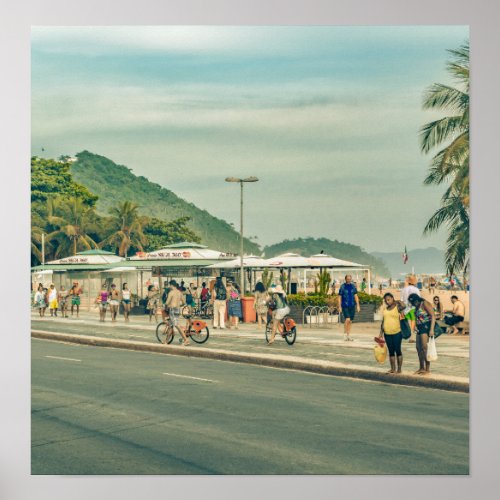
[156,322,174,344]
[190,327,209,344]
[202,304,213,319]
[265,320,273,343]
[284,326,297,345]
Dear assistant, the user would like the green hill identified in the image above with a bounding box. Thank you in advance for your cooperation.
[70,151,260,255]
[263,237,390,277]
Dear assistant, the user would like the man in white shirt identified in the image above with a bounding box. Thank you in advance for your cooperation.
[400,275,421,343]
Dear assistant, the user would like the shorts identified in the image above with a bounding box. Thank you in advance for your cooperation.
[168,307,181,327]
[416,321,431,335]
[122,299,131,305]
[342,306,356,321]
[444,315,464,326]
[72,297,81,306]
[109,299,120,306]
[99,302,108,310]
[49,299,58,309]
[405,309,416,322]
[274,306,290,321]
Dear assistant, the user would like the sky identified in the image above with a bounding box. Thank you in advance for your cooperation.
[31,25,468,253]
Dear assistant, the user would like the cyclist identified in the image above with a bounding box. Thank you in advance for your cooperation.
[200,282,210,310]
[267,284,290,345]
[165,280,190,346]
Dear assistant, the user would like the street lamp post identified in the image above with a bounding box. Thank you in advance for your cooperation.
[225,176,259,295]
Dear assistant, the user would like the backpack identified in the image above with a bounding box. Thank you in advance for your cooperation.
[215,285,227,301]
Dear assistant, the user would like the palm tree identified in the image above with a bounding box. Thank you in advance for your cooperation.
[101,201,147,257]
[420,41,469,275]
[46,197,99,257]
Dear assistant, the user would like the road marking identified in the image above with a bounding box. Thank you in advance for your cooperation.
[128,334,148,339]
[44,355,81,362]
[162,372,218,383]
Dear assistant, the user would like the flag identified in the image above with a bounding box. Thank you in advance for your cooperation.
[402,246,408,264]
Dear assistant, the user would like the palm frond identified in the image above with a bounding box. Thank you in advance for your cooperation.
[419,116,464,153]
[422,84,468,112]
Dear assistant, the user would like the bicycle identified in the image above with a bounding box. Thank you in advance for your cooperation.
[156,314,210,344]
[265,315,297,345]
[181,300,213,319]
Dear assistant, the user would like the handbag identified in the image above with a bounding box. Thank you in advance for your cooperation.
[427,337,438,362]
[433,322,444,338]
[400,318,412,339]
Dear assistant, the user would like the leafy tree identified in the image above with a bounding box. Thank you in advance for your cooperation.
[100,201,147,257]
[45,197,100,257]
[142,216,201,251]
[31,156,98,205]
[420,41,469,274]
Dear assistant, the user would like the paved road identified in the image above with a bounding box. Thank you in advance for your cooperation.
[32,338,469,475]
[32,313,470,379]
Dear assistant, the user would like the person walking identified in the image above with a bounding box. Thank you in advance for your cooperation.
[47,284,58,317]
[34,284,46,317]
[267,284,290,345]
[379,293,406,374]
[400,275,420,343]
[429,276,437,295]
[146,284,160,323]
[70,282,83,318]
[360,277,367,293]
[58,285,69,318]
[109,283,120,322]
[408,293,436,375]
[96,284,109,322]
[212,277,227,329]
[227,282,243,329]
[165,280,189,345]
[253,281,269,329]
[444,295,466,335]
[338,275,360,341]
[121,283,132,322]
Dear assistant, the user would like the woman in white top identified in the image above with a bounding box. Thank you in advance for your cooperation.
[121,283,132,322]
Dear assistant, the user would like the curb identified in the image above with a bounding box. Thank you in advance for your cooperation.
[31,330,469,393]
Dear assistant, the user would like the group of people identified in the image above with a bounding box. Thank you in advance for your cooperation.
[33,282,83,318]
[95,283,132,322]
[377,275,467,376]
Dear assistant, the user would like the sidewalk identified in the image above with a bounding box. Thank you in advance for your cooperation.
[31,310,469,392]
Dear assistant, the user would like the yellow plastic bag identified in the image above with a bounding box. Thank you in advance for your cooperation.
[374,344,388,364]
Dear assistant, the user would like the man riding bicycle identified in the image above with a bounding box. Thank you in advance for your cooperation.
[165,280,190,346]
[267,284,290,345]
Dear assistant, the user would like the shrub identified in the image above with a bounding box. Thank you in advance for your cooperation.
[286,292,383,308]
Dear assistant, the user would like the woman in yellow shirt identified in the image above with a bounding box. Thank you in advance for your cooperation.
[379,293,406,374]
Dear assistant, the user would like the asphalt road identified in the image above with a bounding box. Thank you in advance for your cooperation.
[31,316,470,378]
[32,338,469,475]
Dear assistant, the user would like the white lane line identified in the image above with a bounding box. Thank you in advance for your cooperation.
[162,372,218,383]
[128,335,148,339]
[45,355,81,362]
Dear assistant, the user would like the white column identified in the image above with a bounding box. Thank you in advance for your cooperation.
[367,268,371,294]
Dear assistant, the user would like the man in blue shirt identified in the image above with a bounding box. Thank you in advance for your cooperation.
[338,275,361,341]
